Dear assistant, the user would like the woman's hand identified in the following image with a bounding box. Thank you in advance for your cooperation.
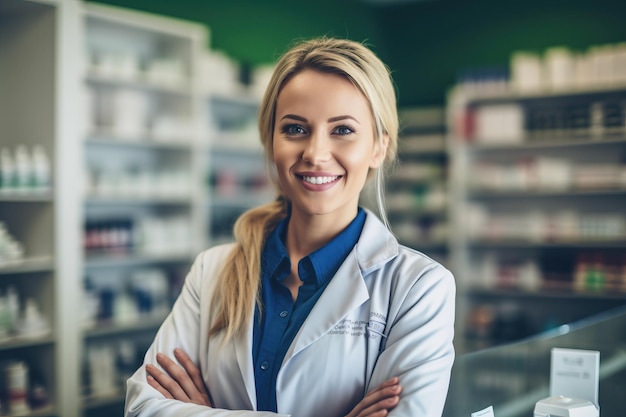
[145,348,213,407]
[345,377,402,417]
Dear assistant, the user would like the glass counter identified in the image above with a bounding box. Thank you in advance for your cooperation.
[444,305,626,416]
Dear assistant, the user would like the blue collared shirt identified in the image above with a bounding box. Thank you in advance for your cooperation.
[252,207,366,412]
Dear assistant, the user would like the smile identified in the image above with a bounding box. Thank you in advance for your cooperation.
[301,175,340,185]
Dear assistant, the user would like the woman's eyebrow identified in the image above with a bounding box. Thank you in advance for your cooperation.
[328,115,360,124]
[280,114,307,122]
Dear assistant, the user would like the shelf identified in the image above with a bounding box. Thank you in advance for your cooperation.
[209,190,274,208]
[0,335,55,352]
[85,135,192,150]
[468,188,626,199]
[467,286,626,301]
[468,239,626,249]
[84,251,194,269]
[0,192,53,202]
[82,391,125,410]
[85,195,192,206]
[208,135,262,152]
[464,136,626,153]
[85,72,191,96]
[209,92,259,108]
[83,316,165,338]
[2,404,58,417]
[388,207,447,218]
[449,62,626,352]
[410,242,449,251]
[0,256,54,275]
[463,83,626,104]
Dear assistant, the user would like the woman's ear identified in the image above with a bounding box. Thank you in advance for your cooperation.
[370,134,389,169]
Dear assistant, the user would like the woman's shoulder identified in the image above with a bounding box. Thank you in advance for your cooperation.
[191,242,238,276]
[392,243,455,284]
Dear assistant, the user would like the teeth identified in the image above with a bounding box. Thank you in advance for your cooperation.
[302,175,338,185]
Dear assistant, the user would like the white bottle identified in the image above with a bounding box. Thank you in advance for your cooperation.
[6,286,19,332]
[0,147,16,191]
[0,296,12,340]
[6,361,30,414]
[31,145,51,191]
[14,145,34,191]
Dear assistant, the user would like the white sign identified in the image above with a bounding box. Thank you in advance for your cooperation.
[550,348,599,407]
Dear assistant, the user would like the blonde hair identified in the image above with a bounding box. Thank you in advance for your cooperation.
[209,37,399,341]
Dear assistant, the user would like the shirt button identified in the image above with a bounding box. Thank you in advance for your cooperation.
[279,310,288,318]
[260,361,270,371]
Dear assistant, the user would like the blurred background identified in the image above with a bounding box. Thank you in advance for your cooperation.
[0,0,625,416]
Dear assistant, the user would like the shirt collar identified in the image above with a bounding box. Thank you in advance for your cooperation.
[261,208,367,287]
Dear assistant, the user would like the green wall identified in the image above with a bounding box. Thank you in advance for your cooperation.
[90,0,626,107]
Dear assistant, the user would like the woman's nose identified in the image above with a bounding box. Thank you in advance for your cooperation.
[301,132,331,164]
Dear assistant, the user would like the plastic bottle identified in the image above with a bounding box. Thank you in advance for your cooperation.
[0,295,12,341]
[14,145,34,190]
[0,147,16,191]
[32,145,51,191]
[6,361,30,414]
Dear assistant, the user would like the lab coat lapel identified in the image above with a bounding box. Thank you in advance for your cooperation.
[233,302,257,408]
[287,253,369,359]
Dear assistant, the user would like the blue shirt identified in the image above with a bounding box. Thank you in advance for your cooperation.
[252,208,366,412]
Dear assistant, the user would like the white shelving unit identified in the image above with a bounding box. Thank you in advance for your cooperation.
[1,2,271,415]
[448,83,626,353]
[79,4,207,416]
[204,93,274,245]
[387,107,449,265]
[1,1,82,416]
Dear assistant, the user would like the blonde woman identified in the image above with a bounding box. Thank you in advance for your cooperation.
[125,37,455,417]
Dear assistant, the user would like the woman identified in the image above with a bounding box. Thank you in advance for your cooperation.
[125,37,455,417]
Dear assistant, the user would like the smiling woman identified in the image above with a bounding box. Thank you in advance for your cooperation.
[125,37,456,417]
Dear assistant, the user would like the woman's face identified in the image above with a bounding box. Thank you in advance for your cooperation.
[272,69,386,223]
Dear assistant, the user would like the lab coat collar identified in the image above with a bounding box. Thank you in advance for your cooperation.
[234,210,398,408]
[285,209,398,359]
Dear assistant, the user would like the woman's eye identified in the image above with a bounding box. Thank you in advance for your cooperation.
[282,124,306,135]
[333,125,354,136]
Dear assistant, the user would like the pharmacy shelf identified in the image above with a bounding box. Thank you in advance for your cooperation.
[0,336,55,352]
[468,188,626,198]
[463,83,626,104]
[466,136,626,152]
[83,315,166,339]
[0,193,53,202]
[448,79,626,351]
[0,1,83,416]
[82,393,125,411]
[85,196,192,206]
[84,251,194,269]
[384,107,450,265]
[85,135,193,150]
[85,72,192,96]
[468,239,626,249]
[0,256,55,275]
[466,287,626,301]
[78,4,207,417]
[205,92,273,247]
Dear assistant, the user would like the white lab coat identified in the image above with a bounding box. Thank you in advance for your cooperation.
[125,210,455,417]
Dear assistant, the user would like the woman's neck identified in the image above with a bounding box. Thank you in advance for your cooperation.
[285,208,358,258]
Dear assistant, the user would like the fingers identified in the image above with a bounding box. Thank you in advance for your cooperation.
[146,373,173,399]
[346,377,402,417]
[144,350,212,407]
[156,352,206,404]
[145,362,190,402]
[173,348,214,406]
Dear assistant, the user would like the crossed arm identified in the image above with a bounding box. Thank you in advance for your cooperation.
[146,348,402,417]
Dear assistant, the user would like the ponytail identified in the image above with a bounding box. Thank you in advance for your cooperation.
[208,197,288,341]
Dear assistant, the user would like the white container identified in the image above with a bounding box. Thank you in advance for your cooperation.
[5,361,30,414]
[534,396,598,417]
